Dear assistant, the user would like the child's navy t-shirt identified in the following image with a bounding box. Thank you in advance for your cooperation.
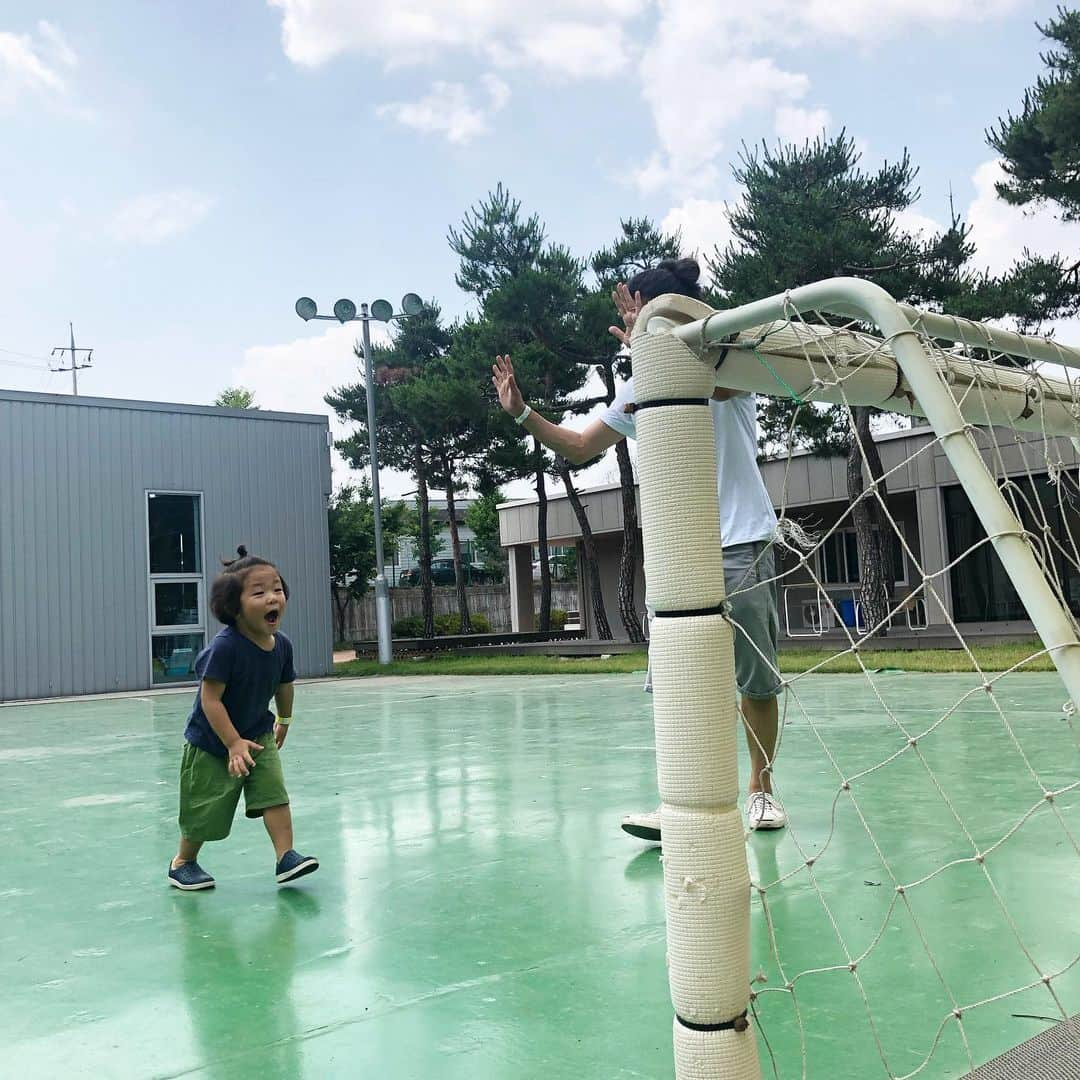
[184,627,296,758]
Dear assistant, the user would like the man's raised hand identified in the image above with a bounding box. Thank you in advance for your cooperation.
[608,283,644,347]
[492,354,525,416]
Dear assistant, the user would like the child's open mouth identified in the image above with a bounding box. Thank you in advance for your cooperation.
[265,610,280,626]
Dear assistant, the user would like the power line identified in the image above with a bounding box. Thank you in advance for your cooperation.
[0,356,50,372]
[51,323,93,395]
[0,346,52,369]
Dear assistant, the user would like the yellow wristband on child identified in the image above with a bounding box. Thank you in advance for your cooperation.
[276,715,293,726]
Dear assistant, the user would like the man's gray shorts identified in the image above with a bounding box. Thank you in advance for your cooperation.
[644,540,782,700]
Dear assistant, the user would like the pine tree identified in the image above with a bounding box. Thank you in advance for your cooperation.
[450,186,610,636]
[988,6,1080,223]
[326,303,452,639]
[709,133,1068,636]
[389,327,501,634]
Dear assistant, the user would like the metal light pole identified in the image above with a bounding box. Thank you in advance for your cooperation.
[295,292,424,666]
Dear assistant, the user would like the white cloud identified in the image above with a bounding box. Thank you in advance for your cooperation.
[775,105,830,145]
[661,199,734,271]
[268,0,645,75]
[514,21,633,78]
[635,3,811,194]
[632,0,1021,193]
[233,321,397,490]
[632,153,718,198]
[962,159,1080,351]
[269,0,1021,194]
[482,73,510,112]
[644,0,1021,50]
[894,206,945,239]
[107,189,215,244]
[36,21,76,68]
[796,0,1020,39]
[0,20,75,106]
[967,159,1080,277]
[377,75,510,144]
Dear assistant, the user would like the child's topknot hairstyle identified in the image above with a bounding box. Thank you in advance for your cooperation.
[627,257,704,303]
[209,545,290,626]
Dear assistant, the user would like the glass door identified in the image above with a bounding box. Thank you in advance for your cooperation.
[147,492,205,684]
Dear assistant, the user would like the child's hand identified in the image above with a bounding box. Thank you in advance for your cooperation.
[227,738,263,777]
[274,722,289,749]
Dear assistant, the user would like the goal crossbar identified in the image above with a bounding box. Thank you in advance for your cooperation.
[647,286,1080,438]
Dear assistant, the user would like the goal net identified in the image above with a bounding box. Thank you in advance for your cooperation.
[629,278,1080,1079]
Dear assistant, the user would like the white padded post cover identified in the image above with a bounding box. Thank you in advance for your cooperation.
[673,1020,762,1080]
[637,407,725,611]
[662,805,751,1022]
[650,614,739,809]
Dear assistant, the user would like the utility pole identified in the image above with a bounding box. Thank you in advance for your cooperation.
[51,324,93,396]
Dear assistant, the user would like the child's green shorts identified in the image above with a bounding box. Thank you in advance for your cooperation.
[178,731,289,842]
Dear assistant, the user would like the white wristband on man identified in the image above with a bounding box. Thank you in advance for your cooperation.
[514,404,532,425]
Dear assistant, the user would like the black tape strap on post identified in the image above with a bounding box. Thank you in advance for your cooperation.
[700,312,737,370]
[677,1011,750,1033]
[653,604,728,619]
[624,397,710,414]
[712,333,738,370]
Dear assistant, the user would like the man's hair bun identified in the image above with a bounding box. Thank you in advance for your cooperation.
[658,257,701,286]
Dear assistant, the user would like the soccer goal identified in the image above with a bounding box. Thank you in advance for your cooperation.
[630,277,1080,1079]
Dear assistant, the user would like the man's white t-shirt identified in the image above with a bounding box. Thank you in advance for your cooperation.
[599,376,777,549]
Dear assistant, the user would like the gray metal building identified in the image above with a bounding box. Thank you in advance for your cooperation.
[0,389,333,701]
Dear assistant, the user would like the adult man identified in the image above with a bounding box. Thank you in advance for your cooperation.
[492,259,785,839]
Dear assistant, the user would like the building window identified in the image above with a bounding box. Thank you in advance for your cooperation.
[150,633,205,683]
[147,492,205,684]
[944,478,1080,623]
[817,526,907,586]
[531,544,578,582]
[153,581,200,626]
[148,492,202,574]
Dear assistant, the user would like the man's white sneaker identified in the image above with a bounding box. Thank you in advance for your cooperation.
[621,808,661,843]
[746,791,787,831]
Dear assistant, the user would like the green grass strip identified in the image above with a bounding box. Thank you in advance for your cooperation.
[334,640,1054,678]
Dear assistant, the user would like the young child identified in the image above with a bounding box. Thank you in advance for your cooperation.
[168,546,319,890]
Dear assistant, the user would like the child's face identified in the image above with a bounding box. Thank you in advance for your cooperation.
[236,566,287,637]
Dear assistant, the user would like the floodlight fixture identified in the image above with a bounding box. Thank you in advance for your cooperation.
[295,297,318,321]
[333,298,357,323]
[400,292,423,317]
[370,299,394,322]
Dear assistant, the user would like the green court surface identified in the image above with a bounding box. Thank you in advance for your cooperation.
[1,672,1077,1079]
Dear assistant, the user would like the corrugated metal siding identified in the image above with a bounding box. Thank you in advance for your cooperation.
[0,392,332,701]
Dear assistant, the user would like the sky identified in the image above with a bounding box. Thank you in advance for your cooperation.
[2,0,1079,500]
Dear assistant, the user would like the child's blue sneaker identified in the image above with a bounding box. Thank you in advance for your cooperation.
[275,849,319,884]
[168,861,215,891]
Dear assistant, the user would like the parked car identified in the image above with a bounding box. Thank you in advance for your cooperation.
[397,559,493,587]
[532,553,576,581]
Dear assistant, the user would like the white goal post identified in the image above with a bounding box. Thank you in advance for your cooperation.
[629,276,1080,1080]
